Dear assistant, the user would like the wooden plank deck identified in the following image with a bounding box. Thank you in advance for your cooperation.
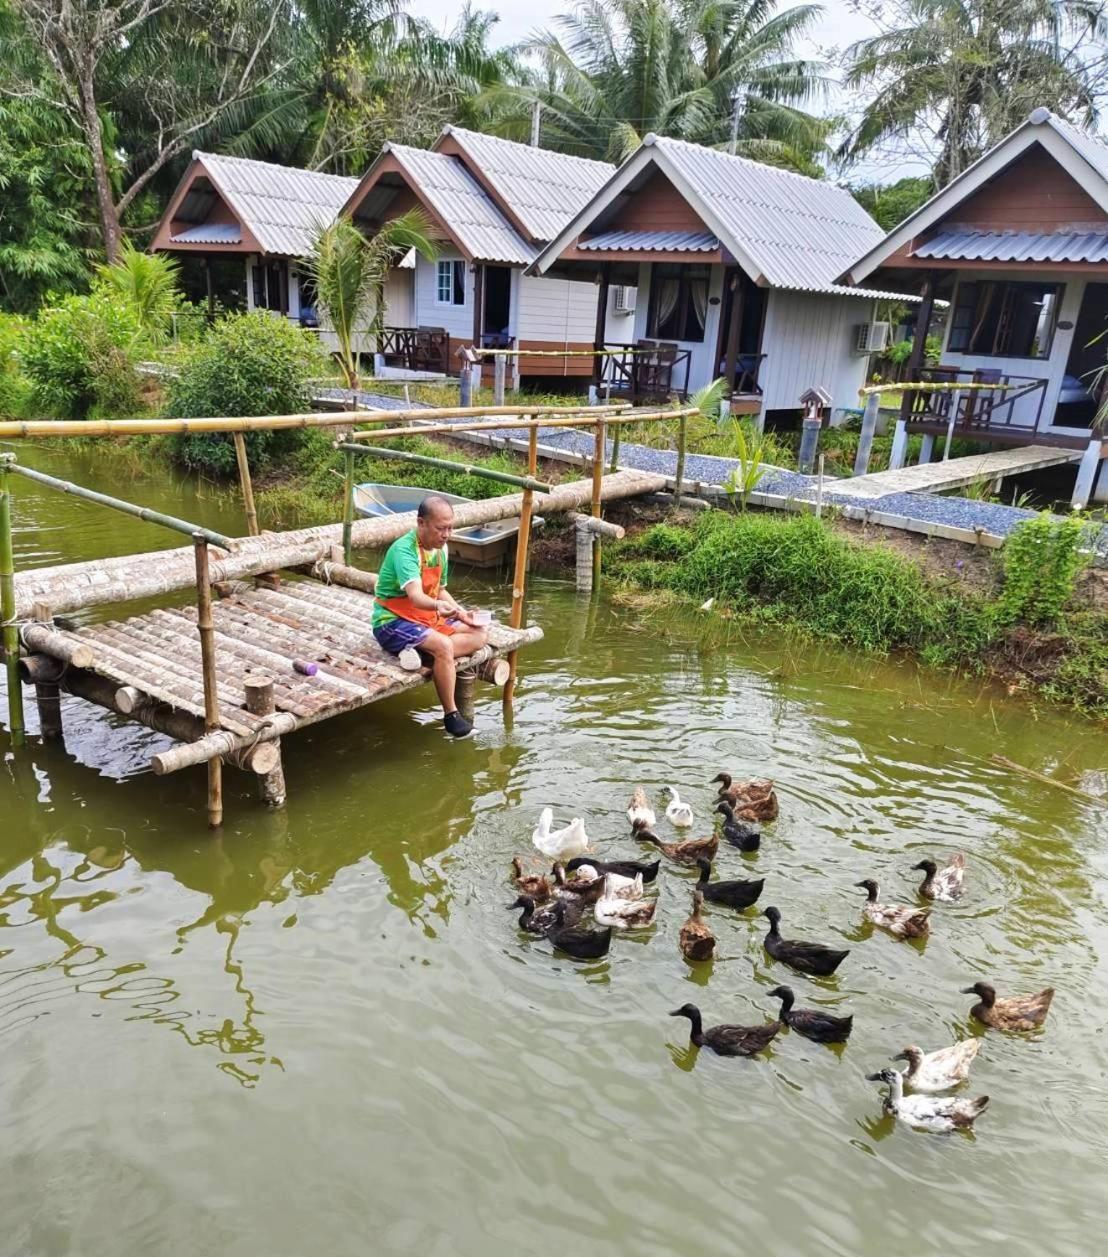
[822,445,1084,500]
[42,579,542,740]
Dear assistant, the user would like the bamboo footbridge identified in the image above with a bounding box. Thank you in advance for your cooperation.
[1,399,691,827]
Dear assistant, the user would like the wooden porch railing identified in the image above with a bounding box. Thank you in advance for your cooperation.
[905,366,1049,435]
[378,326,452,374]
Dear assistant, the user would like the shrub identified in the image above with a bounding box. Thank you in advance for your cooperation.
[96,242,181,344]
[997,513,1089,626]
[165,312,325,476]
[19,292,142,419]
[0,314,32,418]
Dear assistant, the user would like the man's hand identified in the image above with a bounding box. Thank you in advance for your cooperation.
[453,607,482,628]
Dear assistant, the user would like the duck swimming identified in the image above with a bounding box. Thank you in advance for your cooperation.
[679,889,716,962]
[893,1041,981,1093]
[508,894,572,934]
[711,774,779,822]
[510,857,552,903]
[714,802,761,852]
[627,786,657,830]
[662,786,695,829]
[762,906,849,976]
[855,879,931,938]
[867,1068,988,1133]
[669,1003,780,1057]
[594,875,656,928]
[767,985,853,1043]
[565,856,661,884]
[548,899,612,959]
[913,854,966,902]
[532,807,589,860]
[962,981,1054,1030]
[695,858,764,910]
[633,821,718,866]
[550,862,606,902]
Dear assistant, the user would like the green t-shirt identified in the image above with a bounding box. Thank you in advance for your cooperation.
[372,530,449,627]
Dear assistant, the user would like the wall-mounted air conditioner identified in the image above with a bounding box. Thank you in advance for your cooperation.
[613,285,637,315]
[854,321,890,354]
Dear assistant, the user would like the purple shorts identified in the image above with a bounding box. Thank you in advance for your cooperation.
[373,615,462,656]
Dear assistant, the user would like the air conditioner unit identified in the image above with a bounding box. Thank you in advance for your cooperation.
[854,321,890,354]
[613,285,637,315]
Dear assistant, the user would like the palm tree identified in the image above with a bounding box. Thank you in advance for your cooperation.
[305,210,437,390]
[839,0,1108,186]
[96,241,182,343]
[513,0,830,171]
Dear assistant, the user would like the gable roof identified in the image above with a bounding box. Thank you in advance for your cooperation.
[168,152,358,257]
[530,133,887,295]
[841,109,1108,284]
[438,126,613,242]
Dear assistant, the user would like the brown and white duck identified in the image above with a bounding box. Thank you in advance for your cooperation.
[962,981,1053,1031]
[711,774,779,822]
[856,879,931,938]
[913,854,966,902]
[510,856,552,903]
[633,820,718,866]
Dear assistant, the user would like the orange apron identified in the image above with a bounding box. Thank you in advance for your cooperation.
[375,543,456,635]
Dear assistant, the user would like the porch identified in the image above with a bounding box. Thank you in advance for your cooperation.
[376,326,453,375]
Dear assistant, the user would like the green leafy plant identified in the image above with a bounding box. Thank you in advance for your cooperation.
[723,421,770,510]
[304,211,437,390]
[166,312,325,475]
[997,513,1090,626]
[96,242,182,344]
[0,314,32,418]
[19,292,142,419]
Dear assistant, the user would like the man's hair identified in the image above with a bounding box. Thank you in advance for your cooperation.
[418,493,454,520]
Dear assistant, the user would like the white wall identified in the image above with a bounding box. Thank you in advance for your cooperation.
[758,290,873,414]
[516,273,599,346]
[939,269,1086,435]
[413,251,473,341]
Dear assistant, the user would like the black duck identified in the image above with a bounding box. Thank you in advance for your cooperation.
[762,906,849,976]
[565,855,661,884]
[548,899,612,959]
[767,985,853,1043]
[695,858,764,910]
[714,801,761,852]
[669,1003,780,1057]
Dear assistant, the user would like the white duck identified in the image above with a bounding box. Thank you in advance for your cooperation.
[532,807,589,860]
[594,875,657,928]
[867,1068,988,1133]
[912,854,966,902]
[627,786,657,830]
[662,786,695,829]
[893,1040,981,1093]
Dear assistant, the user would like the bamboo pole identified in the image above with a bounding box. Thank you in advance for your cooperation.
[505,423,538,705]
[339,443,553,493]
[193,536,223,828]
[351,407,697,444]
[591,419,605,589]
[673,412,688,508]
[0,460,24,747]
[342,449,356,566]
[609,422,622,473]
[233,432,259,537]
[4,460,235,549]
[0,403,633,440]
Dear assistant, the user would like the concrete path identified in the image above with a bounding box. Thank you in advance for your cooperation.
[825,445,1083,500]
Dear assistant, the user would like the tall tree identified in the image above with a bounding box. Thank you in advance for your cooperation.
[839,0,1108,186]
[513,0,830,171]
[10,0,288,261]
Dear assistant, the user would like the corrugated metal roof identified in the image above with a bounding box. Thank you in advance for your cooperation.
[196,151,359,257]
[1037,109,1108,185]
[387,143,534,264]
[442,127,613,243]
[578,228,720,252]
[170,223,242,245]
[916,227,1108,263]
[647,135,886,294]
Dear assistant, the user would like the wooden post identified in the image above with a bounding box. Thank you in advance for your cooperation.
[901,273,935,425]
[193,535,223,828]
[673,412,688,506]
[854,391,880,477]
[505,424,538,706]
[493,352,506,406]
[593,264,610,387]
[575,521,594,592]
[342,448,355,567]
[29,602,62,739]
[244,675,286,809]
[591,418,605,588]
[722,269,745,396]
[456,671,476,722]
[233,432,259,537]
[0,459,24,747]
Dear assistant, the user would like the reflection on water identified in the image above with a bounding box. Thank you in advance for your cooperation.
[0,446,1105,1256]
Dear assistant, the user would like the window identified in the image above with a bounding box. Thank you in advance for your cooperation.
[436,259,466,306]
[647,264,709,342]
[947,281,1061,359]
[251,260,289,314]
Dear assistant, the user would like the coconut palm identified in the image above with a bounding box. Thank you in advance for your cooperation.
[839,0,1108,186]
[514,0,830,170]
[305,211,437,390]
[96,241,182,343]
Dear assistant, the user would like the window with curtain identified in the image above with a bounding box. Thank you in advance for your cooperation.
[436,259,466,306]
[647,264,709,342]
[947,280,1061,358]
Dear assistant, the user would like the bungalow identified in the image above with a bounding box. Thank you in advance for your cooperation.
[527,133,906,421]
[840,107,1108,500]
[340,126,614,382]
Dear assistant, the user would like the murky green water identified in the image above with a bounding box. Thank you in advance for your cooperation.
[1,443,1106,1257]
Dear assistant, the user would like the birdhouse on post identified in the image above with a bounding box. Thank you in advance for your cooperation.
[798,386,831,474]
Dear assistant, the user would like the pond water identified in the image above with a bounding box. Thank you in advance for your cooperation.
[1,444,1106,1257]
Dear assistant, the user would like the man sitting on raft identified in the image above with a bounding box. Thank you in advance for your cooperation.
[372,493,489,737]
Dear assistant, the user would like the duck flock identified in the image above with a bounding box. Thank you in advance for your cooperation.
[510,774,1054,1136]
